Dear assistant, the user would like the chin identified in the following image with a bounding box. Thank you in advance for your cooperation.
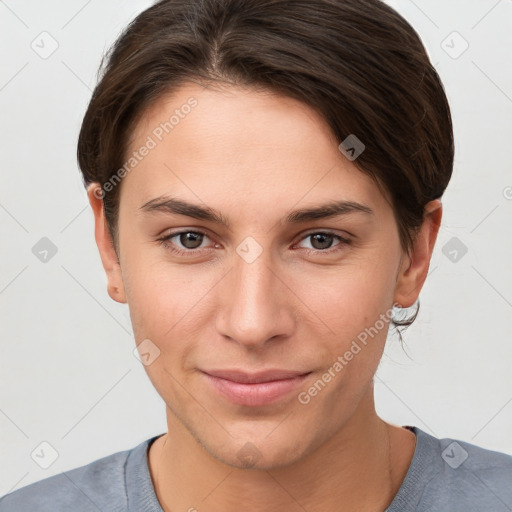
[198,424,315,471]
[214,441,307,471]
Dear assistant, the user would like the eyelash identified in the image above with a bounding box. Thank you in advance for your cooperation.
[156,229,351,257]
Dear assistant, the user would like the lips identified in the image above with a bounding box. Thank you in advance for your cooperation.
[202,369,310,384]
[200,369,312,406]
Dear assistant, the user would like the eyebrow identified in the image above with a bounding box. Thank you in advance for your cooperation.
[139,195,374,228]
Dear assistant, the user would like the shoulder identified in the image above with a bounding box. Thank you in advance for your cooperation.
[394,427,512,512]
[427,432,512,510]
[0,438,152,512]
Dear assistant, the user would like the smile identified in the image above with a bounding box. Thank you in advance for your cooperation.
[200,369,312,407]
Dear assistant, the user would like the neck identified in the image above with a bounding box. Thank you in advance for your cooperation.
[148,387,415,512]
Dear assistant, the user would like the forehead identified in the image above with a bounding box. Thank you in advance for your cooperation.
[129,81,339,158]
[121,82,391,220]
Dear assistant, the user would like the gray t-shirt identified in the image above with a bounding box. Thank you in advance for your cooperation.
[1,426,511,511]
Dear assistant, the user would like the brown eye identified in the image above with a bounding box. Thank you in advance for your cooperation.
[157,230,212,255]
[297,231,351,254]
[177,231,205,249]
[309,233,336,250]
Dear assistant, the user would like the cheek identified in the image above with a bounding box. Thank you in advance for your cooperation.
[294,255,397,337]
[289,250,397,397]
[123,260,213,404]
[298,276,391,415]
[122,256,218,343]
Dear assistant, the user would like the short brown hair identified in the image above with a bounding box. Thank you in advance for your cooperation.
[77,0,454,333]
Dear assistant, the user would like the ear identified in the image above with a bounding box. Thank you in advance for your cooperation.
[87,183,127,304]
[393,199,442,308]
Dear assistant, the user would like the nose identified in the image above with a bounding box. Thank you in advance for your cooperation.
[215,242,296,349]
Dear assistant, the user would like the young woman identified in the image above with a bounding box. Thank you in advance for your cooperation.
[2,0,510,510]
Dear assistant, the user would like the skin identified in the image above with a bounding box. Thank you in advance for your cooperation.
[88,82,442,511]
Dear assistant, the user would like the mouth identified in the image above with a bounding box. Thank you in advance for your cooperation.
[200,369,312,407]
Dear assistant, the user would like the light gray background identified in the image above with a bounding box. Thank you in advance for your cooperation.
[1,0,511,495]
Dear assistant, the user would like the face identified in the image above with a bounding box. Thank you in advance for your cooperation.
[89,82,438,470]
